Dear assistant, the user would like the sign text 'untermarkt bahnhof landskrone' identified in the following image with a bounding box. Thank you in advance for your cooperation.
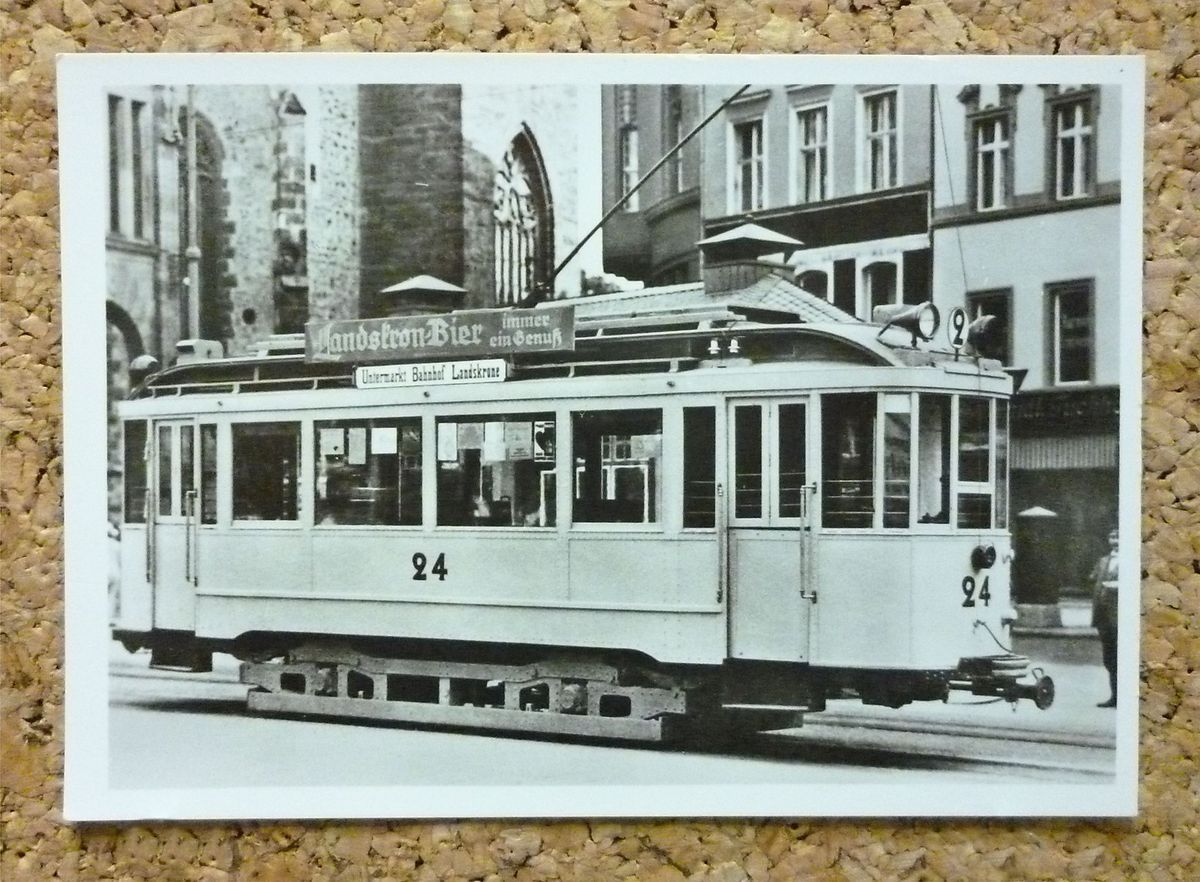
[355,359,508,389]
[306,306,575,364]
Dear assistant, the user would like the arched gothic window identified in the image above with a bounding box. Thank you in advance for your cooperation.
[493,128,553,305]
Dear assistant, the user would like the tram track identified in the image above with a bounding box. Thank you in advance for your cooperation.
[109,659,1114,779]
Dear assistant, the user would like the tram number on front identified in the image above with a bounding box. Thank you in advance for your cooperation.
[948,306,968,349]
[962,575,991,607]
[412,552,449,582]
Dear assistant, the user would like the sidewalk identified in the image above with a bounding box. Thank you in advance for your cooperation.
[808,659,1117,747]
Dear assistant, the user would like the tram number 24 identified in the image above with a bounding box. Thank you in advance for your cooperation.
[962,576,991,607]
[412,552,449,582]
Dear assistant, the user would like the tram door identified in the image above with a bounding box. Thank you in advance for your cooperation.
[149,420,204,631]
[727,400,814,662]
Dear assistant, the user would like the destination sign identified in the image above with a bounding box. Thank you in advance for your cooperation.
[306,305,574,364]
[354,359,508,389]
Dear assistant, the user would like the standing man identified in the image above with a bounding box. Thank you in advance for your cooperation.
[1092,529,1120,708]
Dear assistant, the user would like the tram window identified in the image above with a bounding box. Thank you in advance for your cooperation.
[822,393,876,528]
[573,409,662,524]
[232,422,300,521]
[200,425,217,525]
[996,400,1009,529]
[315,418,421,526]
[123,420,147,524]
[917,395,951,524]
[157,425,172,517]
[883,394,912,528]
[958,397,993,529]
[436,414,555,527]
[733,405,763,519]
[180,425,196,515]
[777,403,808,519]
[683,407,716,528]
[959,398,991,483]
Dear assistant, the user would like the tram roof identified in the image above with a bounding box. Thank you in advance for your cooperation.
[129,274,995,399]
[566,274,852,325]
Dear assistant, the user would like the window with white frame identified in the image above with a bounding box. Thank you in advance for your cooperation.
[862,90,898,192]
[1052,95,1095,199]
[731,118,764,212]
[1048,280,1093,384]
[617,86,639,211]
[794,105,829,203]
[974,113,1011,211]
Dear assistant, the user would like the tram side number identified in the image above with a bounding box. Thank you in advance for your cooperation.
[412,552,449,582]
[962,575,991,607]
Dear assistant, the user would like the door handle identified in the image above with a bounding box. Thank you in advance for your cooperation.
[184,489,198,586]
[144,488,152,583]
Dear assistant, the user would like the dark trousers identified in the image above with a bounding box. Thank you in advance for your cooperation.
[1098,625,1117,700]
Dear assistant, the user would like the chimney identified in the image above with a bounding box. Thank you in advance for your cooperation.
[375,274,468,317]
[697,222,804,295]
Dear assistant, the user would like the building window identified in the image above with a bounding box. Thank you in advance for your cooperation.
[573,409,662,524]
[436,414,556,527]
[130,100,145,238]
[731,118,764,212]
[107,93,150,240]
[1051,93,1095,199]
[862,90,898,192]
[108,95,122,233]
[1048,280,1093,384]
[493,130,553,306]
[794,105,829,203]
[966,288,1013,365]
[232,423,300,521]
[861,260,899,319]
[973,113,1011,211]
[664,85,685,195]
[617,86,639,211]
[796,269,829,300]
[316,418,421,526]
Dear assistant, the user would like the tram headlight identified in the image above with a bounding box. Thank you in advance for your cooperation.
[971,544,997,571]
[872,301,941,346]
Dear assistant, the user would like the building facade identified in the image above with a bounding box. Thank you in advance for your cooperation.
[931,83,1122,601]
[600,84,704,286]
[699,84,934,320]
[105,83,602,519]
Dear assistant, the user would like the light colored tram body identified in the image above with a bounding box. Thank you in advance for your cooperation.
[113,303,1053,741]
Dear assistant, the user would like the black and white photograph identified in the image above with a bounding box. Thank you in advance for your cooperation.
[60,53,1143,821]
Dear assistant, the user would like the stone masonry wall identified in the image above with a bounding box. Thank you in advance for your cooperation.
[191,85,279,355]
[358,84,464,318]
[305,85,360,323]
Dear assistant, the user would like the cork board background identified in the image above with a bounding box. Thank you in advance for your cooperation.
[2,0,1198,879]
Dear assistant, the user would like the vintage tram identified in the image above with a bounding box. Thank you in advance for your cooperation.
[112,287,1053,742]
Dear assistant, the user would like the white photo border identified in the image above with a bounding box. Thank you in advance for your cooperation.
[60,52,1145,822]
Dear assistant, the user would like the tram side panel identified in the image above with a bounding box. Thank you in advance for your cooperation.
[115,524,152,633]
[809,533,1015,672]
[809,535,915,669]
[191,527,727,666]
[908,532,1015,670]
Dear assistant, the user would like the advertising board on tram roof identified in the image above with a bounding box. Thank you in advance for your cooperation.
[306,305,575,364]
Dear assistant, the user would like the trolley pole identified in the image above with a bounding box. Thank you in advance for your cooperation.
[520,84,753,308]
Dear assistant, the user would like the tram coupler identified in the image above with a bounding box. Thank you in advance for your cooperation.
[950,657,1055,710]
